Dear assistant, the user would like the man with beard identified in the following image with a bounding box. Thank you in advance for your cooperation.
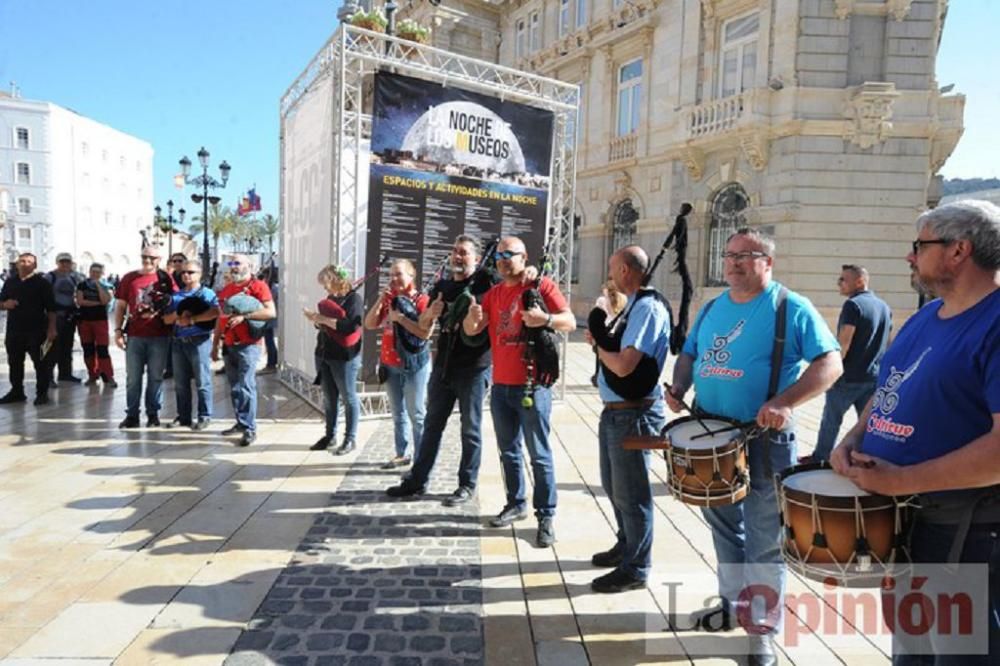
[386,235,496,506]
[213,254,275,446]
[45,252,84,383]
[0,253,57,405]
[833,200,1000,665]
[464,236,576,548]
[115,246,177,428]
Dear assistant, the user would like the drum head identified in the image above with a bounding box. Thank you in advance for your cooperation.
[667,418,738,450]
[782,468,870,497]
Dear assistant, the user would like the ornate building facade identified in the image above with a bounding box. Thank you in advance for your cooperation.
[394,0,964,323]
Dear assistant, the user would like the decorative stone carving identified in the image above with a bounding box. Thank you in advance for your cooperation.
[843,82,899,150]
[834,0,854,20]
[701,0,716,20]
[887,0,914,21]
[681,146,705,181]
[740,133,768,171]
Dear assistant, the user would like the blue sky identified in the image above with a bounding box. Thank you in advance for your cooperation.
[0,0,996,227]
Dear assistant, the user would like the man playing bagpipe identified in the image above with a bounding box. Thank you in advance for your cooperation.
[163,260,220,431]
[386,235,498,506]
[213,254,275,447]
[364,259,432,470]
[463,236,575,548]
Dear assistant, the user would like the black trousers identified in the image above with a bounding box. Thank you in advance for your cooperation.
[4,331,51,396]
[53,314,76,379]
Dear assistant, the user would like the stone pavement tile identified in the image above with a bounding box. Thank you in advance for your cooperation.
[115,627,244,665]
[0,659,113,666]
[9,601,162,659]
[0,628,36,659]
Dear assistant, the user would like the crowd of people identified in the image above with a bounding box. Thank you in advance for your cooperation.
[1,200,998,665]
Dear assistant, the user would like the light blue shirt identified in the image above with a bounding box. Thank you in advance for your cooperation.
[598,289,671,402]
[682,281,838,422]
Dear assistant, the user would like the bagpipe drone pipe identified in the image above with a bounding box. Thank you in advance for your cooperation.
[588,203,691,401]
[317,254,390,348]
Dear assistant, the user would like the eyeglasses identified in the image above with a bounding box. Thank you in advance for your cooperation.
[494,250,524,261]
[227,261,243,267]
[171,258,185,263]
[141,255,158,261]
[911,238,951,254]
[721,251,768,261]
[180,270,200,275]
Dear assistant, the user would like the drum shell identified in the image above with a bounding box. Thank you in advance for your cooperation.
[663,416,748,507]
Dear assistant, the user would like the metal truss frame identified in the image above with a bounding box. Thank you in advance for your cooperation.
[279,24,579,407]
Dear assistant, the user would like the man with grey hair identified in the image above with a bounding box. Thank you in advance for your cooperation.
[833,200,1000,664]
[806,263,891,463]
[667,227,841,666]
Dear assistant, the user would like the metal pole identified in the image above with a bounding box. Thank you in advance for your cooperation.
[202,177,210,274]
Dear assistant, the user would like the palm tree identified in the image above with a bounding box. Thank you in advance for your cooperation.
[189,204,237,266]
[259,214,280,255]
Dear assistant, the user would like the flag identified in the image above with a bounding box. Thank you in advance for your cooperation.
[248,187,262,212]
[237,194,251,217]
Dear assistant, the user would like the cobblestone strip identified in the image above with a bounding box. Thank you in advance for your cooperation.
[225,420,485,666]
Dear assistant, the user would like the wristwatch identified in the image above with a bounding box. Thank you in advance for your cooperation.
[545,314,553,328]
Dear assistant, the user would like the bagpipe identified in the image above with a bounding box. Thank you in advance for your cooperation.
[388,257,447,358]
[175,293,217,331]
[588,203,692,401]
[317,254,389,348]
[520,248,560,409]
[224,290,269,339]
[441,236,500,349]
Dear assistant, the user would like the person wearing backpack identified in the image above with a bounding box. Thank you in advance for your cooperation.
[213,254,275,447]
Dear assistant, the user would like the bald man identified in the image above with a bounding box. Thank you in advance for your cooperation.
[464,236,575,548]
[585,245,671,593]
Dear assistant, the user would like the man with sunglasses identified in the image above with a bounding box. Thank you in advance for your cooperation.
[833,201,1000,665]
[114,246,177,428]
[804,264,891,464]
[213,254,275,446]
[463,236,576,548]
[666,227,841,666]
[163,260,219,430]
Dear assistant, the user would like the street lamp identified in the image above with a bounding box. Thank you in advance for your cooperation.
[154,200,186,259]
[178,147,230,281]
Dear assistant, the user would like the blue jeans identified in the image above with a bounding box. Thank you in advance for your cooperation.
[172,336,213,422]
[264,323,278,368]
[224,344,261,433]
[813,378,876,461]
[701,428,796,634]
[385,359,430,458]
[316,354,360,443]
[599,400,666,580]
[889,520,1000,665]
[125,336,169,419]
[490,384,556,519]
[407,364,490,490]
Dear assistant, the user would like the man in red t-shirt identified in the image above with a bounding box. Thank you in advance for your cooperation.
[463,236,575,548]
[364,259,432,469]
[212,254,275,446]
[113,245,176,428]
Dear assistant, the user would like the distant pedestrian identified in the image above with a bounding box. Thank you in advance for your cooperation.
[75,262,116,387]
[0,253,57,405]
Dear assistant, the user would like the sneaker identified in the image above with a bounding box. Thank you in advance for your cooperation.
[442,486,475,507]
[747,634,777,666]
[192,418,211,431]
[147,415,161,427]
[84,377,100,386]
[591,543,624,568]
[590,569,646,594]
[489,504,529,528]
[536,517,555,548]
[102,375,118,388]
[386,481,426,498]
[119,417,141,429]
[166,416,191,429]
[33,393,50,406]
[380,455,411,469]
[221,424,246,436]
[258,366,278,375]
[0,391,27,405]
[310,436,332,451]
[59,375,82,384]
[332,439,356,456]
[238,431,256,447]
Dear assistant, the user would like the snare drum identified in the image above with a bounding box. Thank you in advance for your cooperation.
[778,462,911,587]
[664,416,748,507]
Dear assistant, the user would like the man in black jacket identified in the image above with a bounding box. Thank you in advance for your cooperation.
[0,253,57,405]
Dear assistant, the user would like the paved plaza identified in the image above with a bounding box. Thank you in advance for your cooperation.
[0,340,889,665]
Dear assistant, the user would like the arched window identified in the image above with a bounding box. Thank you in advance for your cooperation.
[610,199,638,251]
[707,183,750,286]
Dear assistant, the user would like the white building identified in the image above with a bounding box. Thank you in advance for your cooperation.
[0,90,154,275]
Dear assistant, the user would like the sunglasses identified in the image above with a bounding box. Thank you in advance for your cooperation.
[227,261,244,267]
[180,270,200,275]
[494,250,523,261]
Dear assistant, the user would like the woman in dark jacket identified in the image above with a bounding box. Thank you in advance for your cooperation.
[303,265,362,454]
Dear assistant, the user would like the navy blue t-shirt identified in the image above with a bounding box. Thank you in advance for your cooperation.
[861,289,1000,468]
[839,290,892,382]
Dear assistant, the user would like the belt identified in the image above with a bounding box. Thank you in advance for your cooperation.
[603,399,656,411]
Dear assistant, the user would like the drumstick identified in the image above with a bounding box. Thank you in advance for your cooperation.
[664,383,713,435]
[690,420,758,441]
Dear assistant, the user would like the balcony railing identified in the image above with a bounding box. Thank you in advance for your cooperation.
[609,132,638,162]
[688,90,755,139]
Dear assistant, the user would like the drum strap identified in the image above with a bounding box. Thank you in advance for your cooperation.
[763,287,789,479]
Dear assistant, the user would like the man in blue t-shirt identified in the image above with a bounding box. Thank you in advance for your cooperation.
[833,200,1000,665]
[586,245,671,594]
[808,264,892,462]
[667,228,841,666]
[162,260,219,430]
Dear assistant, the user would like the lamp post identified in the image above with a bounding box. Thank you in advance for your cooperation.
[154,200,186,259]
[179,147,230,278]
